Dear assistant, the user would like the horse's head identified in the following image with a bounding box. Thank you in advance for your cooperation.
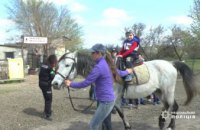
[52,51,77,89]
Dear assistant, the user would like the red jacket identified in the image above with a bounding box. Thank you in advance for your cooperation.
[118,36,140,58]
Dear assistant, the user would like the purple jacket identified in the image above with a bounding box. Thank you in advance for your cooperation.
[70,57,115,102]
[117,69,129,77]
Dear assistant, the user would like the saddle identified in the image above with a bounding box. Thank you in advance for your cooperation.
[128,63,150,85]
[117,57,150,85]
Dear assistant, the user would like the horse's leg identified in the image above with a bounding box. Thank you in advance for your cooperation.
[159,85,177,130]
[89,84,95,100]
[166,100,179,130]
[114,83,131,130]
[102,125,105,130]
[115,105,131,130]
[153,89,168,130]
[159,102,169,130]
[89,86,92,99]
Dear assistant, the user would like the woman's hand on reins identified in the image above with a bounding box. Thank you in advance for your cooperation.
[126,68,133,74]
[64,80,71,87]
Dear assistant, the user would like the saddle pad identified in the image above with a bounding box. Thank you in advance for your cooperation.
[128,63,150,85]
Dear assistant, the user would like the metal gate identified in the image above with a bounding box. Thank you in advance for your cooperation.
[27,53,41,68]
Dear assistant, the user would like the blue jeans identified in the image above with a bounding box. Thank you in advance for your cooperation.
[102,112,112,130]
[90,100,115,130]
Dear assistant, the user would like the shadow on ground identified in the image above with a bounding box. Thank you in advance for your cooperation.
[23,107,43,118]
[64,121,159,130]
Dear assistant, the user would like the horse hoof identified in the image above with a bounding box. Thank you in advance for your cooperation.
[166,126,175,130]
[125,126,131,130]
[159,123,165,130]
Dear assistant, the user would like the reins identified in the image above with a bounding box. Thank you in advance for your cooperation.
[57,56,95,112]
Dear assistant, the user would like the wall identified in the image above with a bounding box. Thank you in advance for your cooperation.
[0,46,27,63]
[0,46,22,60]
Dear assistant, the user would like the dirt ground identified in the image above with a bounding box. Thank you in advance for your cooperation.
[0,74,199,130]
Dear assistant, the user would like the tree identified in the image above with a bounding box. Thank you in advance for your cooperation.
[189,0,200,37]
[165,25,188,61]
[187,0,200,69]
[6,0,83,55]
[142,25,165,60]
[130,23,146,37]
[189,0,200,55]
[123,23,146,38]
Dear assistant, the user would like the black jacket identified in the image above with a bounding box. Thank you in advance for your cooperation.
[39,64,55,87]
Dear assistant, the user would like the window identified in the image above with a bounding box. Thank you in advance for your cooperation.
[5,52,14,59]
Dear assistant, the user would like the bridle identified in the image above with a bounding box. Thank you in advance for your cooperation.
[56,56,94,112]
[56,57,76,80]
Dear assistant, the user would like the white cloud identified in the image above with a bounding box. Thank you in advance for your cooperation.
[43,0,72,5]
[0,19,16,44]
[73,15,85,25]
[42,0,87,25]
[97,8,133,27]
[69,2,87,13]
[82,28,124,48]
[168,16,193,25]
[0,31,7,43]
[83,33,120,48]
[82,8,134,48]
[43,0,87,13]
[0,19,15,27]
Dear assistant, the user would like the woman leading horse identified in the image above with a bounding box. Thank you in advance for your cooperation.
[52,46,197,130]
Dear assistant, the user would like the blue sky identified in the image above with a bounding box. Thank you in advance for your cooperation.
[0,0,194,48]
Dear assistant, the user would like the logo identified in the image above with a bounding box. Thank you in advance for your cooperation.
[161,110,170,119]
[160,111,196,120]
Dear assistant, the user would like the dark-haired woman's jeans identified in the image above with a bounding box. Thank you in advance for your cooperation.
[90,100,115,130]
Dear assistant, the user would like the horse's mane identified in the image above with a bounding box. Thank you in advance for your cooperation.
[77,50,122,83]
[76,51,95,77]
[58,52,70,62]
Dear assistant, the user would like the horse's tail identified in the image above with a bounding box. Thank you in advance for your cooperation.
[173,61,197,105]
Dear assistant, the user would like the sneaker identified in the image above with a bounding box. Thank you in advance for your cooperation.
[128,104,133,109]
[140,100,146,105]
[156,101,160,105]
[121,98,128,106]
[128,103,140,109]
[147,99,152,104]
[124,74,132,82]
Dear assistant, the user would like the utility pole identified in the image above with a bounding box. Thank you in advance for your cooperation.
[21,36,25,68]
[20,35,25,76]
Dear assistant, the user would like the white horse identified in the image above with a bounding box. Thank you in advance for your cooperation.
[52,51,197,130]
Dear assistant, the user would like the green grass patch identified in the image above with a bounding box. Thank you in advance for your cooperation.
[185,59,200,71]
